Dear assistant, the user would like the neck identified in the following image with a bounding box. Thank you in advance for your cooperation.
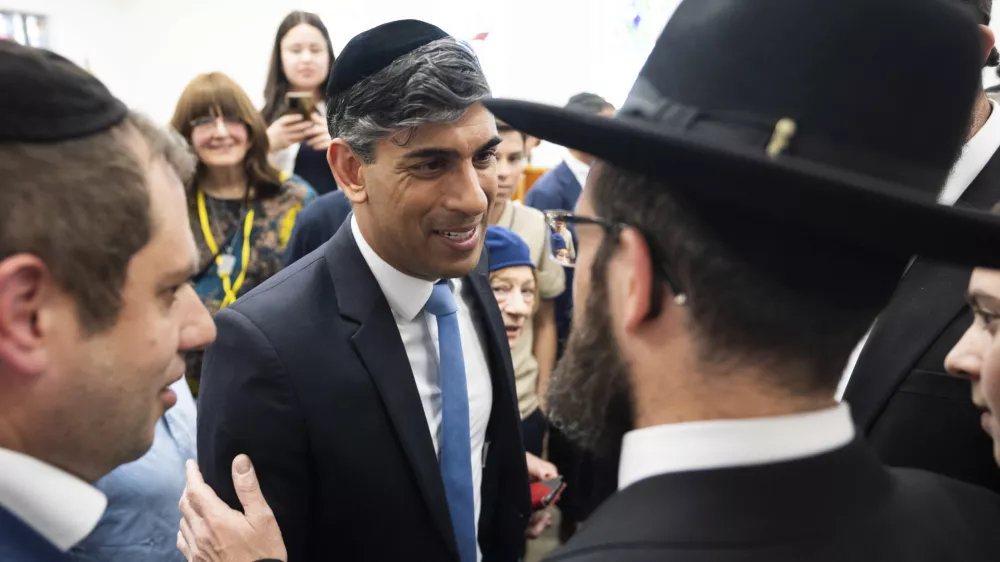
[489,198,508,225]
[968,92,993,142]
[0,411,98,482]
[631,345,835,428]
[200,166,248,200]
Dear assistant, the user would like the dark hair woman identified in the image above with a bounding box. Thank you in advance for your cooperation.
[171,71,315,395]
[262,11,338,195]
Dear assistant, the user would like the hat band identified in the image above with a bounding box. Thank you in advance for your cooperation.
[619,77,947,196]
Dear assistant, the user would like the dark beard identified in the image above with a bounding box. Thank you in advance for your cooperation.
[547,257,635,457]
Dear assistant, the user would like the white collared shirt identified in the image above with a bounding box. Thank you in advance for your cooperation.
[618,404,855,490]
[563,154,593,192]
[837,100,1000,399]
[0,447,107,551]
[351,217,492,558]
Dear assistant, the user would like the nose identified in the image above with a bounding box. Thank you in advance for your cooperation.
[945,324,983,381]
[447,160,490,217]
[178,285,217,352]
[503,288,531,318]
[212,117,230,138]
[497,158,512,182]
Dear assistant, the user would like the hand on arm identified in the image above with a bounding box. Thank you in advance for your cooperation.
[177,456,287,562]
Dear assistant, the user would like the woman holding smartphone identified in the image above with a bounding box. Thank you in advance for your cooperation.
[262,11,338,195]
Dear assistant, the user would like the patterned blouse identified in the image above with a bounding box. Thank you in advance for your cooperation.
[184,177,313,395]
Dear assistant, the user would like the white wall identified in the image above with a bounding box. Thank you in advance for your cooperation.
[19,0,675,132]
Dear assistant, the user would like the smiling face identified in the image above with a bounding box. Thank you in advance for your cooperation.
[490,265,536,346]
[281,23,331,93]
[353,103,500,280]
[945,267,1000,467]
[190,113,249,170]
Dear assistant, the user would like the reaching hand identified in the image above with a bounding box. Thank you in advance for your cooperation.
[526,452,558,482]
[177,455,287,562]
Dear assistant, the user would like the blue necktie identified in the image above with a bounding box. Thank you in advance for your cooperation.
[425,280,477,562]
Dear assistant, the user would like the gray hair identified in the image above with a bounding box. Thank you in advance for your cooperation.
[327,37,491,163]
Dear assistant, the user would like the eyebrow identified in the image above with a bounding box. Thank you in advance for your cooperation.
[966,289,1000,309]
[402,136,502,161]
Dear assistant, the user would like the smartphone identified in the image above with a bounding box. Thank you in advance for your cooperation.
[285,92,315,119]
[530,476,566,509]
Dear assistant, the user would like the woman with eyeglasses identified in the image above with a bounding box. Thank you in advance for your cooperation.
[170,72,315,396]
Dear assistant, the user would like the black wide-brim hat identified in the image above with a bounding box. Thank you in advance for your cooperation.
[486,0,1000,270]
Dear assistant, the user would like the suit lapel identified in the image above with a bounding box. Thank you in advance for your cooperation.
[846,149,1000,428]
[325,227,459,559]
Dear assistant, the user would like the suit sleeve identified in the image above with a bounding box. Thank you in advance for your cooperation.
[282,212,321,267]
[197,307,312,562]
[524,182,572,212]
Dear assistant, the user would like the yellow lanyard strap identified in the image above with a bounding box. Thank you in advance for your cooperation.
[197,188,254,308]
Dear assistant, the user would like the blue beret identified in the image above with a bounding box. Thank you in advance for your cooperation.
[0,41,126,142]
[550,233,567,252]
[486,226,535,272]
[326,19,449,98]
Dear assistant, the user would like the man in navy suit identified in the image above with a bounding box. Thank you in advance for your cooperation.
[524,93,615,214]
[0,43,216,560]
[196,20,530,562]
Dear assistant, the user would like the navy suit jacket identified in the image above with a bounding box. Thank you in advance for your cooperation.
[0,506,72,562]
[282,190,354,267]
[524,161,582,213]
[198,225,529,562]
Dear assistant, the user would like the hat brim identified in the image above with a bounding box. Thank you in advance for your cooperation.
[485,98,1000,269]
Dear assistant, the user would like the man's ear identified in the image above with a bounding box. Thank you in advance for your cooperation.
[0,255,52,376]
[980,24,997,66]
[617,228,655,333]
[328,139,367,205]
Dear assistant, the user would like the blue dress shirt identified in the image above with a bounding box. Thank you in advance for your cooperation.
[70,379,197,562]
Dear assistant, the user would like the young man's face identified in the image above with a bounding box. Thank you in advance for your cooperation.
[495,130,526,203]
[358,103,500,280]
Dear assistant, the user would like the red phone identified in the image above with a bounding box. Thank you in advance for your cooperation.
[530,476,566,509]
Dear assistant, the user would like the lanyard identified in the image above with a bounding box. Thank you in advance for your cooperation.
[197,188,255,308]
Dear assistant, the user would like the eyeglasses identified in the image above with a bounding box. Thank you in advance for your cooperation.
[543,209,688,310]
[189,115,245,135]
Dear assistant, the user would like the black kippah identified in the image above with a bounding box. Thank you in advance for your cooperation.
[326,19,449,98]
[0,41,127,142]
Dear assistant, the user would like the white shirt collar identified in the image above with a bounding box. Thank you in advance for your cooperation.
[0,447,107,550]
[352,216,445,321]
[563,155,593,191]
[939,99,1000,206]
[618,403,855,490]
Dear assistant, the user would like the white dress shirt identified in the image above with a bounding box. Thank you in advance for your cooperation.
[0,447,107,551]
[836,100,1000,399]
[352,217,493,558]
[618,404,855,490]
[563,154,593,192]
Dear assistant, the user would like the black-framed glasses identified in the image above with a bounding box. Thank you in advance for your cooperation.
[189,115,245,132]
[544,209,688,313]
